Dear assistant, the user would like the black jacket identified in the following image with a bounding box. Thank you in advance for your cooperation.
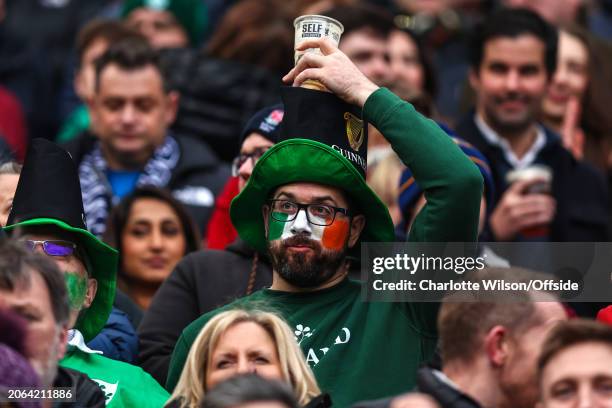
[456,113,610,242]
[416,368,482,408]
[161,48,282,162]
[138,239,272,385]
[351,368,481,408]
[62,132,231,235]
[54,366,106,408]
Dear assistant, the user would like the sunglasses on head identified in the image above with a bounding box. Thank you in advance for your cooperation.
[22,240,77,257]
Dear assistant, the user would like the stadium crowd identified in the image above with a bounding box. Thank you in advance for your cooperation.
[1,0,612,407]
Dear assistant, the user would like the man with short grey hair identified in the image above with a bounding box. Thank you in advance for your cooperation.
[0,239,105,407]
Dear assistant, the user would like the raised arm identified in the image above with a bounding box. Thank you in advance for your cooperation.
[284,39,483,242]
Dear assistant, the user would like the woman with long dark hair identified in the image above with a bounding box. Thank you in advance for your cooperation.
[104,186,201,309]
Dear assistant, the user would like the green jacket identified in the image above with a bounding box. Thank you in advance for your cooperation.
[61,347,169,407]
[166,88,483,406]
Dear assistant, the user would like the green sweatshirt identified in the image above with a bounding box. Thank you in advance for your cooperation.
[166,88,483,406]
[61,348,170,407]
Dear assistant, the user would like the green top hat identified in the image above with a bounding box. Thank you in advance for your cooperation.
[230,87,395,253]
[4,139,117,342]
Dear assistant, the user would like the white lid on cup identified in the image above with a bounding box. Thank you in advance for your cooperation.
[506,165,553,184]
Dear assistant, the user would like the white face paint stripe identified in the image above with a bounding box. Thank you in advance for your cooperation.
[280,209,325,241]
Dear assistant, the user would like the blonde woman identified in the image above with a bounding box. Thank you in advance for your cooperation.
[166,309,322,408]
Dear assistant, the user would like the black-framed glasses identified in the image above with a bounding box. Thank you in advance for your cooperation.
[231,147,270,177]
[268,199,350,226]
[22,240,77,257]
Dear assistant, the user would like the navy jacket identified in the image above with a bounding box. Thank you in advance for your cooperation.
[456,113,609,242]
[88,306,138,364]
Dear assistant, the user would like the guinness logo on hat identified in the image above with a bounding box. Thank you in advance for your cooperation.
[279,86,369,178]
[344,112,364,151]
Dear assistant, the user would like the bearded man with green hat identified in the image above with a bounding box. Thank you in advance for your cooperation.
[166,39,483,406]
[5,138,170,407]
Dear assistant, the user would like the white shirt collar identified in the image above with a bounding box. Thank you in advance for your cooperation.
[67,329,103,355]
[432,369,462,391]
[475,113,546,170]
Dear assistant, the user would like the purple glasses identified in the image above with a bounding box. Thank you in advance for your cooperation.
[22,240,77,257]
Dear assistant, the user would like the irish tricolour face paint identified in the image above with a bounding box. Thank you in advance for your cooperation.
[268,208,350,251]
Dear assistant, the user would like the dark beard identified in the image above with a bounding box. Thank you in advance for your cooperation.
[486,93,538,136]
[268,235,347,288]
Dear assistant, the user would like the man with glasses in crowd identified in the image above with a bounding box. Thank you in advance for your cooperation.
[138,105,283,385]
[165,38,483,406]
[4,138,169,407]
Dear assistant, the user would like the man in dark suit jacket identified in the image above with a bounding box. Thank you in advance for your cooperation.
[456,8,609,242]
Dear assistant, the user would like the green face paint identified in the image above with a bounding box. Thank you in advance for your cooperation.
[64,273,88,311]
[268,212,289,242]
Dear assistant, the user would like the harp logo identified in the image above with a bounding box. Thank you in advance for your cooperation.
[344,112,364,151]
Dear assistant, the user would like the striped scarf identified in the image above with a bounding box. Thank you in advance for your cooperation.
[79,136,180,237]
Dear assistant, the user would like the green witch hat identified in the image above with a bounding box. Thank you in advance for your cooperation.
[4,139,117,342]
[230,86,395,253]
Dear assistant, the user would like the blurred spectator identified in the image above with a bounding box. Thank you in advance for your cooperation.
[456,8,609,242]
[0,86,27,161]
[57,20,145,144]
[168,309,322,407]
[427,268,566,408]
[349,268,568,408]
[0,240,106,407]
[391,0,489,123]
[205,0,294,76]
[388,28,437,101]
[0,161,20,227]
[166,0,291,162]
[574,36,612,197]
[0,0,109,141]
[122,0,207,49]
[6,138,169,406]
[541,26,589,159]
[403,268,565,408]
[63,38,229,237]
[537,319,612,407]
[324,3,395,87]
[138,106,282,385]
[103,186,201,310]
[539,25,612,179]
[206,105,283,249]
